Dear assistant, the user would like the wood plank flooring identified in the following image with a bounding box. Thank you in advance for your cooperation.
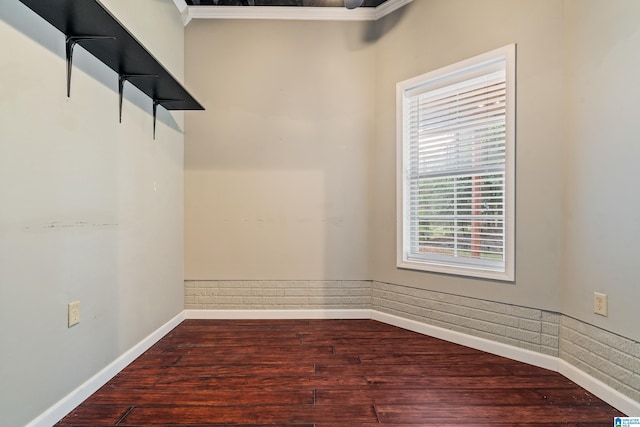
[55,319,624,426]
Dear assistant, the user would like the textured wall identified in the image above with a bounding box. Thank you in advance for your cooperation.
[186,280,371,309]
[185,280,640,405]
[185,280,560,355]
[374,281,639,405]
[372,281,560,357]
[560,317,640,404]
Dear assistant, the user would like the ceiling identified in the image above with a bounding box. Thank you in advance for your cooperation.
[174,0,411,23]
[185,1,388,6]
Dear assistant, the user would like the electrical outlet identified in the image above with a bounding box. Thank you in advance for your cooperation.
[68,300,80,327]
[594,292,608,317]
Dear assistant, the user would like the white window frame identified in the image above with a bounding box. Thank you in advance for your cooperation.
[396,44,516,281]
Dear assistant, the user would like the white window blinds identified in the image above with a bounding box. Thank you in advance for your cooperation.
[397,45,515,281]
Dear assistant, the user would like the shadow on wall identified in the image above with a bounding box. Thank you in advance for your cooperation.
[0,1,182,135]
[362,1,413,43]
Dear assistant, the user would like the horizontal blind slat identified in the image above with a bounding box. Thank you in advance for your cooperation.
[404,61,508,268]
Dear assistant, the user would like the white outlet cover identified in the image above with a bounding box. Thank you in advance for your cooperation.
[68,301,80,327]
[594,292,608,317]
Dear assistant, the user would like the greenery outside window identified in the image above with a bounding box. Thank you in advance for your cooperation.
[397,45,516,281]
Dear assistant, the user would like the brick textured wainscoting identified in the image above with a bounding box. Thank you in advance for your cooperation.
[184,280,640,408]
[185,280,371,310]
[372,281,560,356]
[560,316,640,403]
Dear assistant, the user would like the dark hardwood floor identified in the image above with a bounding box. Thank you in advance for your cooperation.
[55,319,624,426]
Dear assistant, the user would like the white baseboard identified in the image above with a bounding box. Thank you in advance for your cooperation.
[184,309,371,320]
[371,310,639,415]
[558,360,640,416]
[370,310,559,371]
[25,311,185,427]
[28,308,639,426]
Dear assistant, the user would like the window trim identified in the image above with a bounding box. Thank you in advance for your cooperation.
[396,44,516,282]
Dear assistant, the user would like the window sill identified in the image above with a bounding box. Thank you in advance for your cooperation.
[396,259,514,282]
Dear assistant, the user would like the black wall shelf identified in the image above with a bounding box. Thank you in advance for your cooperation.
[18,0,204,138]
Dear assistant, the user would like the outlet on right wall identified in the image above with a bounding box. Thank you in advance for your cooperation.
[369,0,640,406]
[561,0,640,340]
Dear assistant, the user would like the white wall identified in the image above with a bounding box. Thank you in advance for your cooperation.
[371,0,566,310]
[562,0,640,341]
[184,19,374,280]
[183,1,640,342]
[0,1,186,425]
[372,0,640,341]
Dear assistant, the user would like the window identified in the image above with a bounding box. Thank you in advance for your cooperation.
[397,45,515,281]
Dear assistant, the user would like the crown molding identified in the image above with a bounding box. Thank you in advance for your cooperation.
[175,0,413,24]
[171,0,192,25]
[172,0,188,12]
[374,0,412,19]
[187,5,376,21]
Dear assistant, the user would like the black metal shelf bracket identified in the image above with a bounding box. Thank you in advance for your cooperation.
[20,0,204,139]
[66,35,116,97]
[119,74,158,123]
[153,99,183,140]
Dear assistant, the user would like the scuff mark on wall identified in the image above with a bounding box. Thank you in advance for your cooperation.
[23,221,119,231]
